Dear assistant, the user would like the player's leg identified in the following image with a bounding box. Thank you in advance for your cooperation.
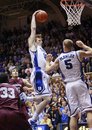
[65,82,80,130]
[20,92,51,122]
[87,111,92,130]
[30,95,51,121]
[70,115,78,130]
[35,95,51,115]
[28,97,51,130]
[78,81,92,130]
[77,80,92,130]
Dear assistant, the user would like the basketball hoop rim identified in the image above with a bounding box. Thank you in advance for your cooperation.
[60,0,85,26]
[60,0,85,7]
[60,3,85,7]
[60,0,83,2]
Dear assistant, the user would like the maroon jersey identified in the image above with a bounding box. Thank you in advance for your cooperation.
[9,78,30,115]
[0,83,31,130]
[0,83,19,110]
[9,78,24,93]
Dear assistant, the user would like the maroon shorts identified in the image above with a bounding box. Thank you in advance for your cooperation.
[0,108,31,130]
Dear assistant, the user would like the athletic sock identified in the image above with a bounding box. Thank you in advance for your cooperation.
[31,112,38,121]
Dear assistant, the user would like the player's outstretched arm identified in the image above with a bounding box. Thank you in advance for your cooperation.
[22,79,33,88]
[28,10,41,50]
[23,86,34,93]
[76,40,92,51]
[46,58,59,73]
[76,40,92,59]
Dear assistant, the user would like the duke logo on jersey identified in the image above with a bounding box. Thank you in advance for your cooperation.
[31,67,51,95]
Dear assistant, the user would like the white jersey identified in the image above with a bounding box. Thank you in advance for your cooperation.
[29,45,47,71]
[29,45,51,95]
[57,51,83,83]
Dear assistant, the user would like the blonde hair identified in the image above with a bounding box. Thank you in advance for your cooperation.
[63,39,73,49]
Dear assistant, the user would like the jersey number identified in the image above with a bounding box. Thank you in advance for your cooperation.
[64,59,73,69]
[0,87,15,98]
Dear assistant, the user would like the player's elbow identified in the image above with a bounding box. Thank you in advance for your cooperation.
[85,51,92,57]
[45,68,51,75]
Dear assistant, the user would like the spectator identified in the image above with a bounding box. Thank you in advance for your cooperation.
[58,99,70,124]
[40,113,53,130]
[47,103,61,130]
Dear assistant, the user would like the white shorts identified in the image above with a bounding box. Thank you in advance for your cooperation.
[30,67,52,95]
[65,79,92,117]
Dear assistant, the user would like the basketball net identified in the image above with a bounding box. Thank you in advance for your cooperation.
[60,0,85,26]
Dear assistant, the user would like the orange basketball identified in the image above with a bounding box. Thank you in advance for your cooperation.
[36,11,48,23]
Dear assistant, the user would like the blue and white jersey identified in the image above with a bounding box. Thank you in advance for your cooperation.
[29,45,51,95]
[31,68,51,95]
[29,45,47,71]
[57,51,83,83]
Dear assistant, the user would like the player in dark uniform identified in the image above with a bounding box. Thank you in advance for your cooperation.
[9,68,33,93]
[0,73,32,130]
[9,67,33,120]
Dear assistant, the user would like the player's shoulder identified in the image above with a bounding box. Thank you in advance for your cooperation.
[0,83,14,88]
[56,52,63,60]
[29,48,37,53]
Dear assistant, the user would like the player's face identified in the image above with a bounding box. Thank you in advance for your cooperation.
[36,37,42,45]
[44,115,48,120]
[11,69,18,77]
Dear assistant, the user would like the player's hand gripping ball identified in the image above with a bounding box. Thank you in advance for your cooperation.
[36,10,48,23]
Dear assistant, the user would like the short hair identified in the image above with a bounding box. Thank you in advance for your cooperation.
[10,67,18,74]
[0,73,9,83]
[35,34,42,39]
[63,39,74,49]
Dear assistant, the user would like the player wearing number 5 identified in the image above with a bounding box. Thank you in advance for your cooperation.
[0,73,31,130]
[46,39,92,130]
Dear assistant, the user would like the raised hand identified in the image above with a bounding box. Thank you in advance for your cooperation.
[76,40,85,48]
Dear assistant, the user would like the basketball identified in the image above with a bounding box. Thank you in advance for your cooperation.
[36,10,48,23]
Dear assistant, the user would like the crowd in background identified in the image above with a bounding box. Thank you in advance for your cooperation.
[0,17,92,75]
[0,17,92,129]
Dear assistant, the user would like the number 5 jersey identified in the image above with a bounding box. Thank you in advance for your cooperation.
[56,51,83,83]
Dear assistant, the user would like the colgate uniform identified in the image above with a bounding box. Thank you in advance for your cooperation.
[0,83,31,130]
[9,78,24,93]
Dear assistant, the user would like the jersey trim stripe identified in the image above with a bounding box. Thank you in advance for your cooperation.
[75,51,84,81]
